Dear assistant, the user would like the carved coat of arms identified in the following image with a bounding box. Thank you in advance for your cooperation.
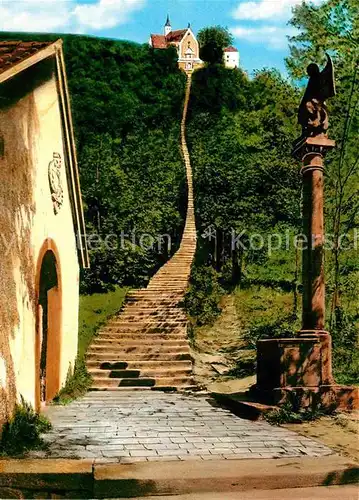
[48,152,64,214]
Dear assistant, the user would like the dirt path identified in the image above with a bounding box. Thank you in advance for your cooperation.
[192,294,255,388]
[284,412,359,463]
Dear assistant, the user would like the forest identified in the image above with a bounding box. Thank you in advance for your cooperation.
[186,0,358,384]
[0,0,357,385]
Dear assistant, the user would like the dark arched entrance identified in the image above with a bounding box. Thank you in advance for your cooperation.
[35,241,62,409]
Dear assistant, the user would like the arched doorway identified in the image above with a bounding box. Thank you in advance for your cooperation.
[35,241,62,409]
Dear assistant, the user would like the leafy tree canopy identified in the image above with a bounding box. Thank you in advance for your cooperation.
[197,26,233,65]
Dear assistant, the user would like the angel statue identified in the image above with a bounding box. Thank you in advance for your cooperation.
[298,54,336,138]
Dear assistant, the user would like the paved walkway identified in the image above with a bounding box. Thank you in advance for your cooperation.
[32,392,334,462]
[130,486,359,500]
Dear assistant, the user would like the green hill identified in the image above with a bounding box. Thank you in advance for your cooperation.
[0,32,187,293]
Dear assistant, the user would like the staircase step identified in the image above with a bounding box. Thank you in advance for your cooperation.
[90,376,195,388]
[88,367,192,378]
[118,310,186,316]
[88,344,190,353]
[95,334,188,342]
[116,317,187,324]
[89,386,153,392]
[91,377,156,388]
[92,340,189,348]
[86,360,193,370]
[86,352,192,361]
[102,323,186,330]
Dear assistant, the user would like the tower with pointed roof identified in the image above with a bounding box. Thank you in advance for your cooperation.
[164,15,172,36]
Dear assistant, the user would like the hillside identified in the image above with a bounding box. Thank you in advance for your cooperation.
[0,32,187,293]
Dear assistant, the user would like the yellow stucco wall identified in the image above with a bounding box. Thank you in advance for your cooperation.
[178,61,203,72]
[0,59,80,420]
[179,31,198,59]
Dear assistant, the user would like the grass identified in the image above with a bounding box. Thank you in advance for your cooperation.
[54,286,128,404]
[192,283,358,390]
[333,348,359,386]
[192,285,298,371]
[0,397,52,457]
[77,287,128,359]
[233,286,299,347]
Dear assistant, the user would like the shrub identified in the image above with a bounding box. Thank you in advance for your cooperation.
[331,307,359,385]
[0,397,51,456]
[226,354,256,378]
[244,313,297,348]
[183,265,223,325]
[264,399,329,425]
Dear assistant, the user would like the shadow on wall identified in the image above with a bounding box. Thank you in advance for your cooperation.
[0,62,52,424]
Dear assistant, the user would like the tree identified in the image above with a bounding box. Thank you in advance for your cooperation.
[187,65,300,286]
[197,26,233,65]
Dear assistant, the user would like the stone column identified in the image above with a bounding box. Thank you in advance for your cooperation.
[255,133,358,409]
[254,55,359,410]
[294,136,335,333]
[293,135,335,384]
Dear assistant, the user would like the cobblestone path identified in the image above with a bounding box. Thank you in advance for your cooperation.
[33,392,334,463]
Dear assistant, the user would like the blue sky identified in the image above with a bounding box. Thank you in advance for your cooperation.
[0,0,323,75]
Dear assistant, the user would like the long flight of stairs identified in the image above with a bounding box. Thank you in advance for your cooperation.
[86,75,197,391]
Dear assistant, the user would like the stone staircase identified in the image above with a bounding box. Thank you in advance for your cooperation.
[86,75,197,391]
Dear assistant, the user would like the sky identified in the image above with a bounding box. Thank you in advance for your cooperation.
[0,0,323,75]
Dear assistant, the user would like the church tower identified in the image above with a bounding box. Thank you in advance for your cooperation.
[164,14,172,36]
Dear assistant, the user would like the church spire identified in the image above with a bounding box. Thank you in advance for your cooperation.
[164,14,171,36]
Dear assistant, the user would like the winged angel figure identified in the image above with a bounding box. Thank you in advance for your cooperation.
[298,54,336,138]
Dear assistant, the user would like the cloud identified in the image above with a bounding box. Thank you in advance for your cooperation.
[0,0,146,33]
[230,0,324,51]
[231,25,297,49]
[74,0,146,30]
[232,0,322,22]
[0,1,70,32]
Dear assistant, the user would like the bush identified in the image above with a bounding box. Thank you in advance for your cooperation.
[333,347,359,386]
[331,307,359,385]
[183,266,223,326]
[0,397,51,456]
[244,313,297,348]
[264,399,329,426]
[226,353,256,378]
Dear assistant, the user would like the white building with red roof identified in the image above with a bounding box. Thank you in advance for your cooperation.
[224,46,240,69]
[150,16,203,73]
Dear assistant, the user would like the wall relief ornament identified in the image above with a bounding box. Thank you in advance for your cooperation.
[48,152,64,215]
